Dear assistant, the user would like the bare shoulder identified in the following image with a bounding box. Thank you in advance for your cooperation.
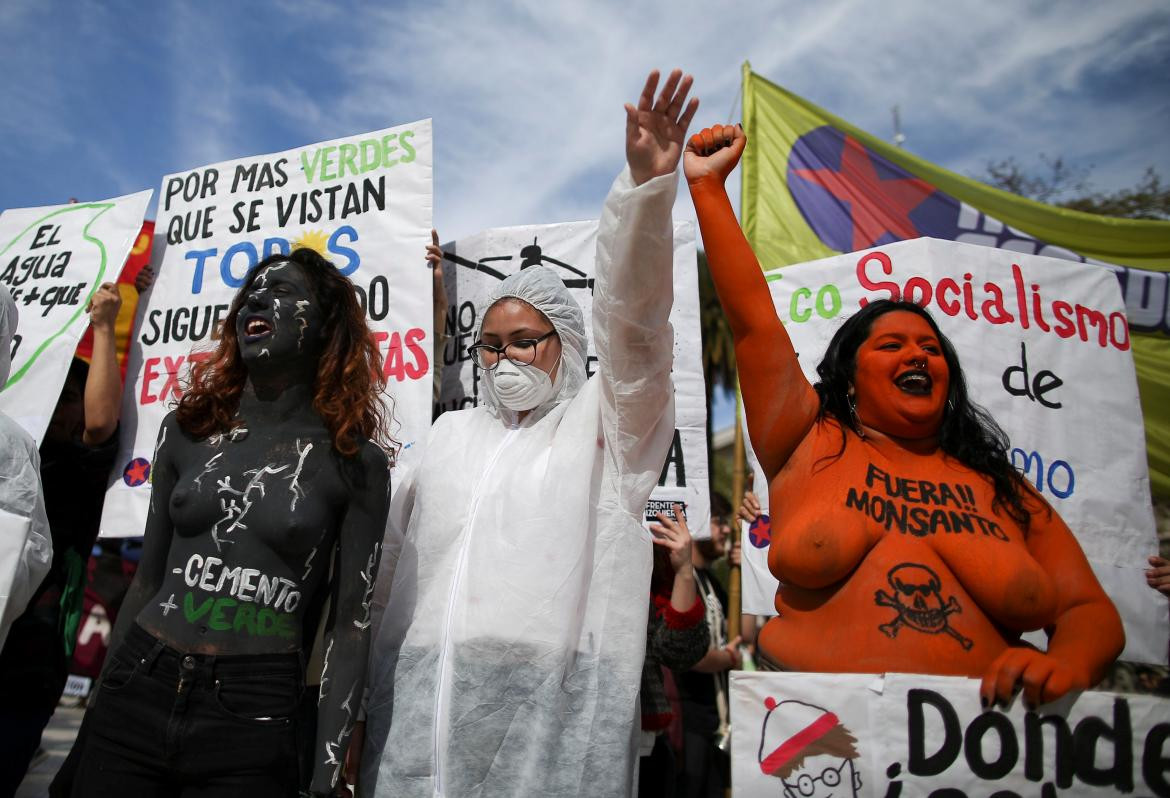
[339,439,391,496]
[156,409,200,457]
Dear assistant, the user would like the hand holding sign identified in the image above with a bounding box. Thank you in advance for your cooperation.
[980,646,1087,709]
[86,282,121,329]
[1147,555,1170,597]
[624,68,699,186]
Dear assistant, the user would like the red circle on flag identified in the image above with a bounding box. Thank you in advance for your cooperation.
[748,514,772,548]
[122,457,151,487]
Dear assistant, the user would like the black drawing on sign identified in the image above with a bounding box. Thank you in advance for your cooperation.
[442,237,595,291]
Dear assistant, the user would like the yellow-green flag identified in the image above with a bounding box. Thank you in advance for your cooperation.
[740,63,1170,500]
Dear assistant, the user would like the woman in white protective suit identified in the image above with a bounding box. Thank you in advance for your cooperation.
[352,68,699,798]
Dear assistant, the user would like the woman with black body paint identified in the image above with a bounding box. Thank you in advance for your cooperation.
[72,248,391,798]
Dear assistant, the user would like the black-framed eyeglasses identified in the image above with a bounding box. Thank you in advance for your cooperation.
[468,330,558,370]
[783,758,848,797]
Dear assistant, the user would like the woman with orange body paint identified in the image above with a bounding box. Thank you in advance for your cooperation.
[684,124,1124,708]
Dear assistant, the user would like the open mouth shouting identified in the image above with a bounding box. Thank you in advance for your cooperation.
[243,315,274,342]
[895,369,933,396]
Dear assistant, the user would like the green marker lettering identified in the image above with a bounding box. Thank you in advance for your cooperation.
[399,129,416,164]
[815,284,842,319]
[381,134,399,168]
[319,146,337,181]
[360,139,381,173]
[232,603,257,635]
[300,149,323,184]
[338,143,359,179]
[790,287,813,323]
[183,592,214,623]
[209,597,237,631]
[257,607,278,636]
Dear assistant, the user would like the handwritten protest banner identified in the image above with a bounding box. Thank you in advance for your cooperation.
[731,671,1170,797]
[0,191,152,444]
[100,122,432,538]
[738,237,1164,664]
[434,220,710,534]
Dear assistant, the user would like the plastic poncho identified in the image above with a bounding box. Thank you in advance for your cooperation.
[0,286,51,651]
[362,166,678,798]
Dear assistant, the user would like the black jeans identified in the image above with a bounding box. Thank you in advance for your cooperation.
[71,624,302,797]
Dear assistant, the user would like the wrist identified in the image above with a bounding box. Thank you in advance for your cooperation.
[685,170,729,193]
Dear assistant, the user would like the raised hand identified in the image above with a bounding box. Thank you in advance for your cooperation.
[649,503,694,576]
[625,69,699,186]
[425,228,442,271]
[87,282,122,329]
[684,124,746,187]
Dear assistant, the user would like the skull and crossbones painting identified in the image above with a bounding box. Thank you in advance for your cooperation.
[874,563,973,650]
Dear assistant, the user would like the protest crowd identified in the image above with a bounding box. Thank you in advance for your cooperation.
[0,66,1167,798]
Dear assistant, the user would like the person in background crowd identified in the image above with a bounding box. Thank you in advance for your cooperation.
[354,68,698,798]
[0,282,123,795]
[735,488,770,658]
[427,229,447,410]
[673,493,740,798]
[1147,554,1170,598]
[640,504,709,797]
[69,248,391,797]
[685,123,1123,708]
[0,282,52,654]
[0,284,51,656]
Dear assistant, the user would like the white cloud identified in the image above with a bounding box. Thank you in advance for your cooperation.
[1,0,1165,225]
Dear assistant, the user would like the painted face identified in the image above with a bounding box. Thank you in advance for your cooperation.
[235,261,324,367]
[479,298,563,381]
[851,311,949,440]
[781,754,860,798]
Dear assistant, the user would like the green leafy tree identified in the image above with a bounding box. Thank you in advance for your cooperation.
[698,249,739,501]
[980,158,1170,220]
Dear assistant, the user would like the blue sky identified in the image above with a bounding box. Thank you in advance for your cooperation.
[3,0,1167,231]
[3,0,1167,427]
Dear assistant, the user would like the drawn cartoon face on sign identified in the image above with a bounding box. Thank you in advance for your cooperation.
[758,697,863,798]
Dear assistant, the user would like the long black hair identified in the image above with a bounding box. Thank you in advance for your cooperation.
[813,299,1035,531]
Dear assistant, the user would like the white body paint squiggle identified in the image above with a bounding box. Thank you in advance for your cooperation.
[209,464,289,551]
[353,542,381,630]
[318,637,334,705]
[294,299,310,349]
[286,439,313,512]
[193,452,223,490]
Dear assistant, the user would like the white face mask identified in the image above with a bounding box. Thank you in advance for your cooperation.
[486,355,562,411]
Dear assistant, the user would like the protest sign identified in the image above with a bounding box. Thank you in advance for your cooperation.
[100,121,433,538]
[0,191,152,443]
[75,220,155,379]
[731,671,1170,797]
[434,220,710,534]
[738,237,1164,664]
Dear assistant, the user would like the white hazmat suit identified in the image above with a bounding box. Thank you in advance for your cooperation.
[0,286,51,651]
[362,166,678,797]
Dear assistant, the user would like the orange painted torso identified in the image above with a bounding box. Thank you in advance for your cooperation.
[759,417,1058,676]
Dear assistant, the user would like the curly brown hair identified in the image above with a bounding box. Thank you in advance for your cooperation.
[175,248,396,459]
